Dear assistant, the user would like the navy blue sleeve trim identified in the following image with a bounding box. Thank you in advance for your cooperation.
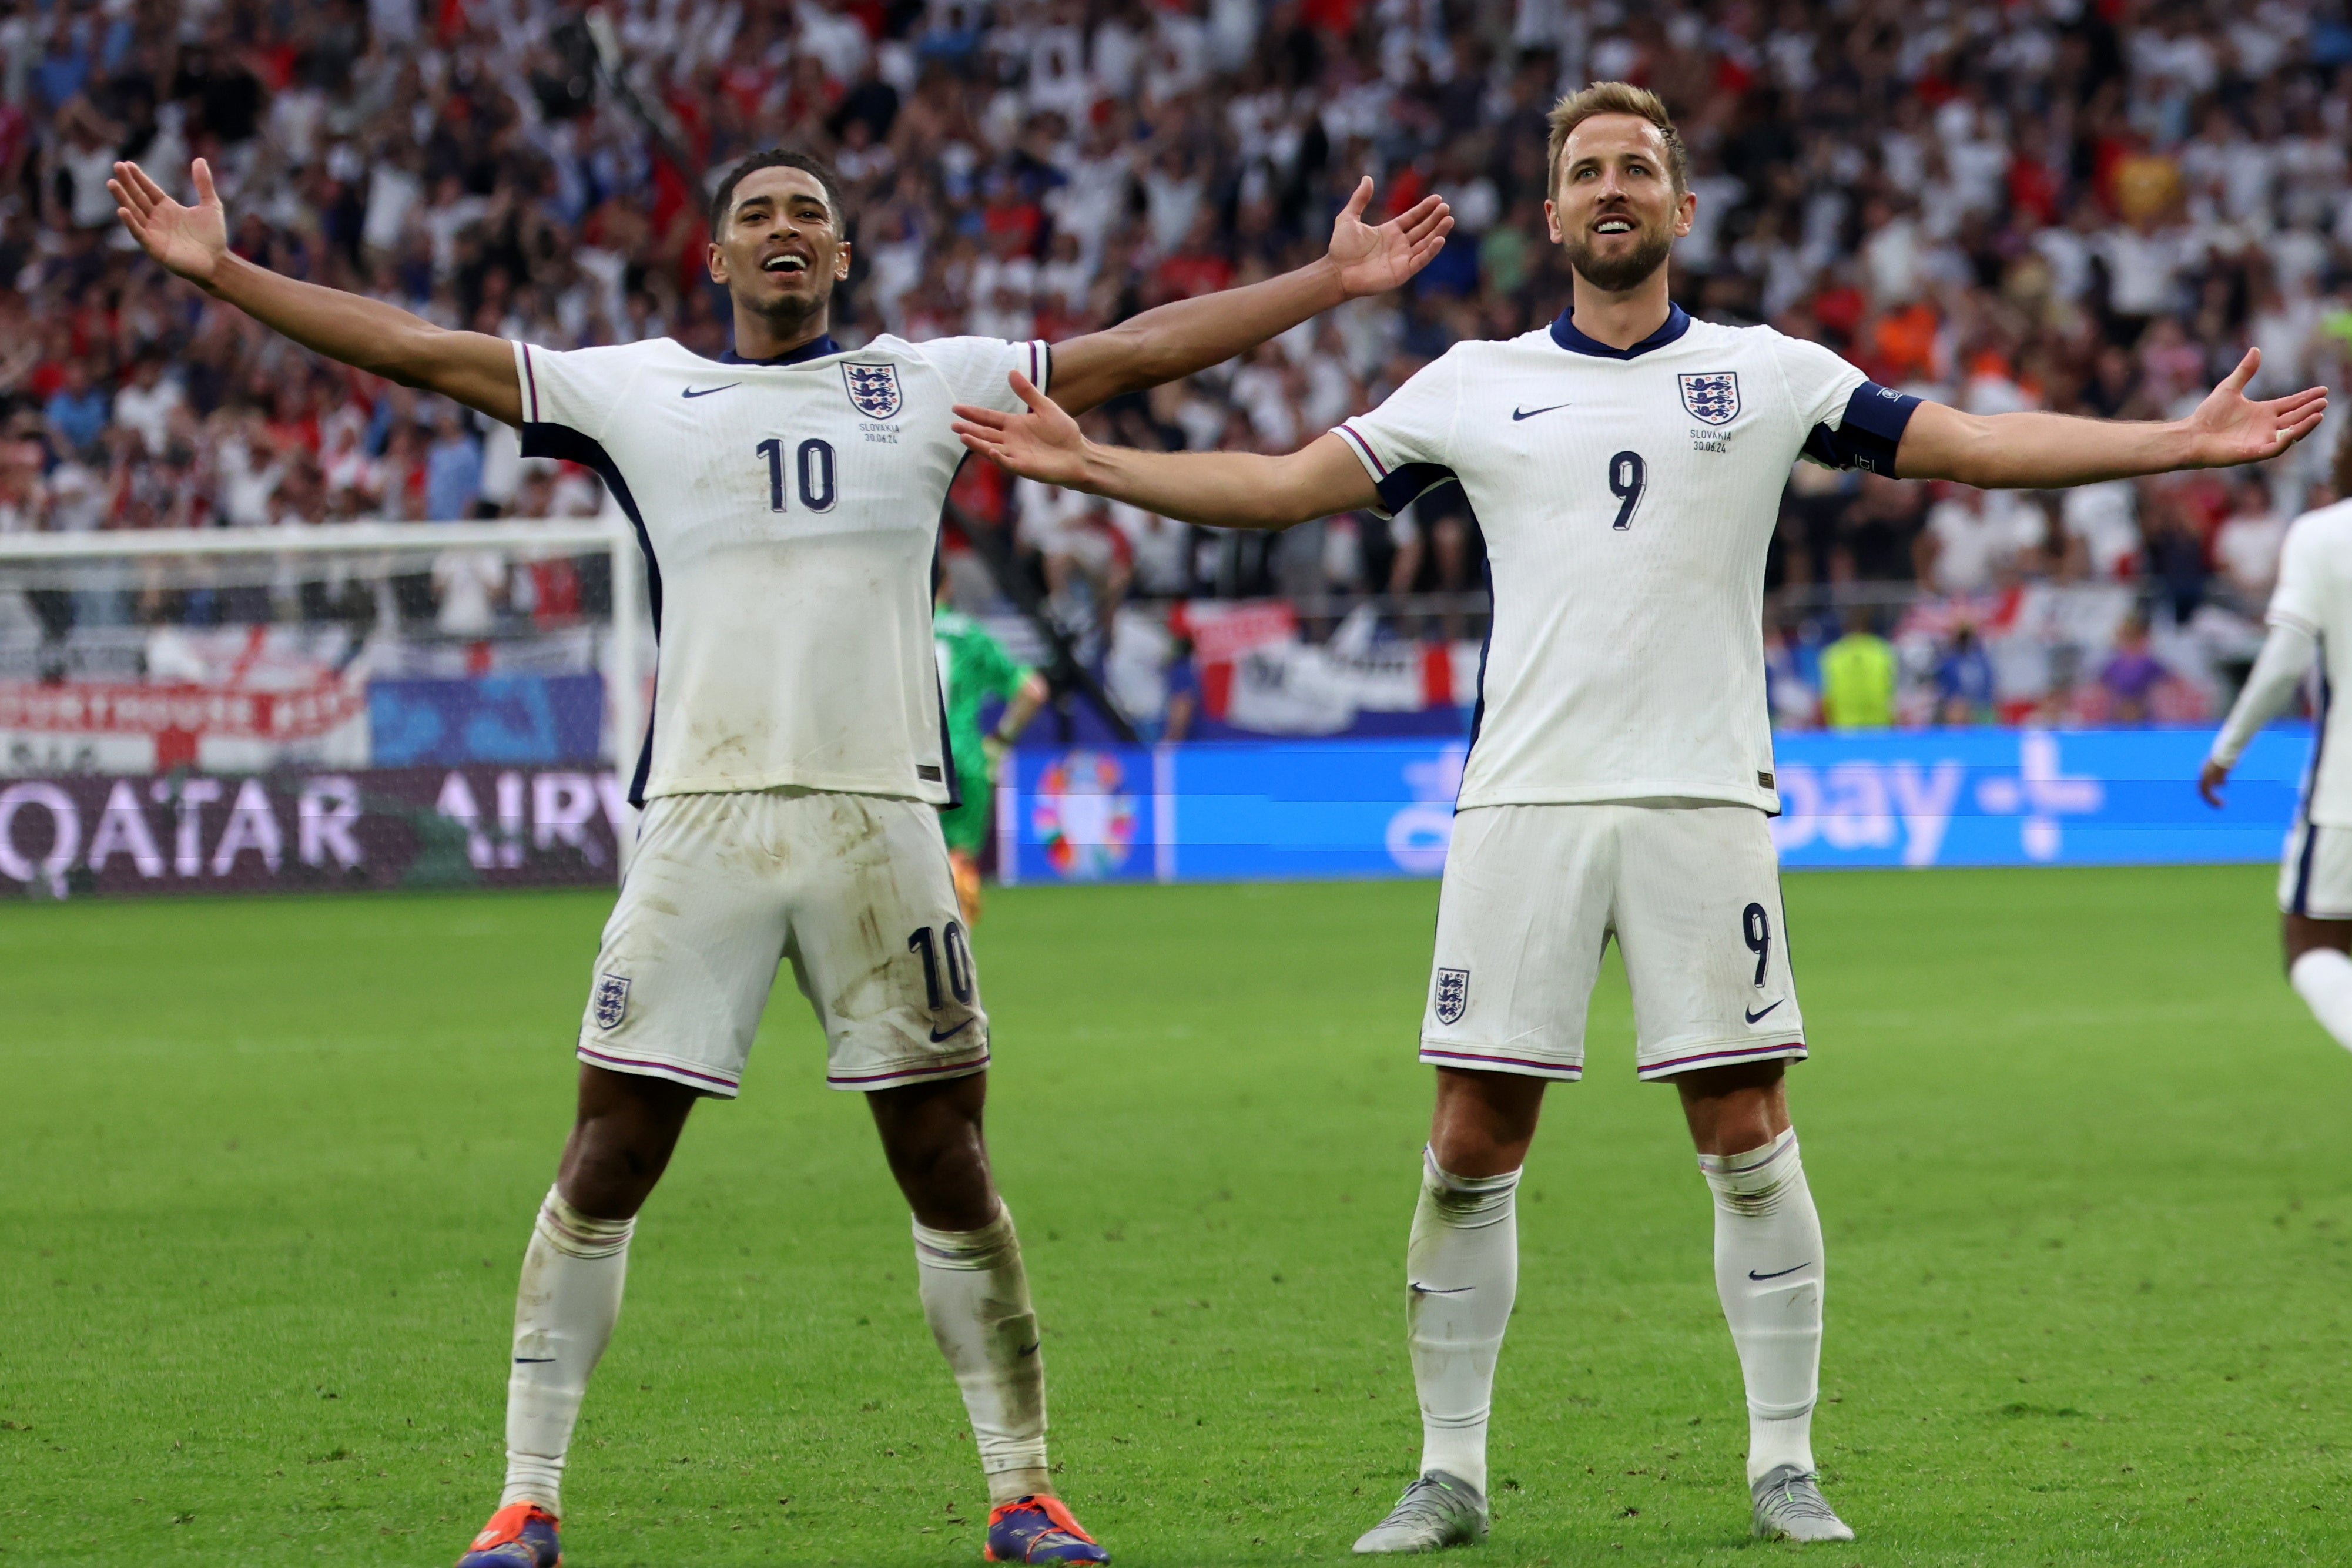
[1376,461,1459,514]
[523,420,665,808]
[1801,383,1920,475]
[934,679,963,811]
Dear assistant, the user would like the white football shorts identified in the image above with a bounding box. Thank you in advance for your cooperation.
[576,788,988,1097]
[2279,817,2352,919]
[1419,801,1807,1081]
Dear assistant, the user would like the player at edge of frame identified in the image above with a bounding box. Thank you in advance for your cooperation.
[951,79,2328,1556]
[107,143,1453,1568]
[2203,423,2352,1061]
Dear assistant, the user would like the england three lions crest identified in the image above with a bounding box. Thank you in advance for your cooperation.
[592,973,630,1031]
[1678,371,1740,425]
[1434,967,1470,1026]
[843,362,903,420]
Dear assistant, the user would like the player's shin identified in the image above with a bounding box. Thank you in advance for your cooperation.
[1406,1148,1520,1493]
[913,1204,1052,1505]
[502,1187,635,1512]
[1698,1130,1824,1482]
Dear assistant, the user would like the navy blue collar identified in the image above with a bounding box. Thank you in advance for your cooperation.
[1549,303,1690,360]
[721,334,839,366]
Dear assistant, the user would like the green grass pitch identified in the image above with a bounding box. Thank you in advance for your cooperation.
[4,865,2349,1566]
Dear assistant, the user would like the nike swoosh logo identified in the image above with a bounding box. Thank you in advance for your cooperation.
[1511,403,1570,421]
[1748,1262,1810,1281]
[929,1017,976,1043]
[681,383,739,398]
[1744,1000,1783,1024]
[513,1357,556,1363]
[1409,1282,1473,1296]
[1017,1341,1040,1357]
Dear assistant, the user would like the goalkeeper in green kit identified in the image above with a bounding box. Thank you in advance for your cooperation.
[935,569,1048,923]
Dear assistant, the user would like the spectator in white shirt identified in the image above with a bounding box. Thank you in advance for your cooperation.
[1916,484,2040,597]
[111,356,186,459]
[2213,474,2286,611]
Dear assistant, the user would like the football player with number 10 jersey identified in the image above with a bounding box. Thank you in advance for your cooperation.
[953,82,2327,1554]
[110,142,1454,1567]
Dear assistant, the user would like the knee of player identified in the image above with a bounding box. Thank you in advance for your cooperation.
[1696,1126,1802,1218]
[558,1131,675,1215]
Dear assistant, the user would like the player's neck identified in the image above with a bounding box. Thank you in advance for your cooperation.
[1565,273,1673,351]
[730,304,833,362]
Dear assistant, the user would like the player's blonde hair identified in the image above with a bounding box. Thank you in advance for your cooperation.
[1544,82,1689,199]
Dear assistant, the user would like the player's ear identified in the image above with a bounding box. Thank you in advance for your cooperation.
[707,239,729,286]
[833,240,852,281]
[1674,187,1696,239]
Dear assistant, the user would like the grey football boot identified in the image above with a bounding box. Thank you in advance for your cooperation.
[1352,1471,1490,1554]
[1750,1464,1855,1543]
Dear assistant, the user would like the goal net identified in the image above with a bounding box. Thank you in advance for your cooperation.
[0,520,649,897]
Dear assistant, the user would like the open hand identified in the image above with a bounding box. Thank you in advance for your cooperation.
[2186,349,2328,468]
[109,159,230,288]
[952,371,1090,486]
[2198,758,2230,808]
[1326,176,1453,299]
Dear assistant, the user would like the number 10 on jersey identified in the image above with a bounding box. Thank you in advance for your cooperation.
[755,438,838,513]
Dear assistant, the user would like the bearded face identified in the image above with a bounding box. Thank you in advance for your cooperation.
[1559,211,1677,293]
[1544,116,1693,294]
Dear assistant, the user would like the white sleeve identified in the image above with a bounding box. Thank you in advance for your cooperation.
[2267,520,2325,637]
[514,341,648,448]
[1770,331,1870,431]
[906,335,1053,416]
[2209,619,2317,768]
[1774,332,1921,475]
[1329,352,1463,520]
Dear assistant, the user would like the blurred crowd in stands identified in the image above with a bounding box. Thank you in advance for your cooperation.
[1,0,2350,728]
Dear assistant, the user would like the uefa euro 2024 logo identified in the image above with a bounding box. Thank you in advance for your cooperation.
[1031,751,1138,879]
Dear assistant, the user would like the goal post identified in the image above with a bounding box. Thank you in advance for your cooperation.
[0,519,651,897]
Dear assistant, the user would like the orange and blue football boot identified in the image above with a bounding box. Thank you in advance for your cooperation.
[984,1494,1109,1563]
[455,1502,561,1567]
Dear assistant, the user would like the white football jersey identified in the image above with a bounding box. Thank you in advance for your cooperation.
[2265,498,2352,826]
[1335,306,1916,813]
[512,333,1050,805]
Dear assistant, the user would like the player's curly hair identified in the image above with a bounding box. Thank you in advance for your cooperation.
[1545,82,1688,199]
[709,149,850,235]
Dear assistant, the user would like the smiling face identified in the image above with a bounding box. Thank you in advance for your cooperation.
[1544,113,1695,293]
[706,166,852,324]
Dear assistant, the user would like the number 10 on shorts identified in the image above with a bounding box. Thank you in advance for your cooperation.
[908,921,976,1009]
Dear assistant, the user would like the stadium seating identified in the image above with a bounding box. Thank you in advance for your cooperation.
[1,0,2347,731]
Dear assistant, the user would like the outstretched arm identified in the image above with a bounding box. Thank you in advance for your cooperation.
[1045,177,1452,416]
[1896,349,2327,488]
[953,371,1376,529]
[112,159,522,426]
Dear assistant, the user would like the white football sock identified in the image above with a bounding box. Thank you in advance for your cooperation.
[913,1204,1051,1505]
[1406,1147,1519,1493]
[1699,1128,1823,1482]
[2290,949,2352,1053]
[501,1187,634,1512]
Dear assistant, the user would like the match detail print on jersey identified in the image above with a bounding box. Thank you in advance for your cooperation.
[510,333,1049,809]
[1332,304,1917,815]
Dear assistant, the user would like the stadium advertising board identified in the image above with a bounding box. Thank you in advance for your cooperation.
[0,766,626,897]
[0,727,2312,898]
[1000,727,2316,884]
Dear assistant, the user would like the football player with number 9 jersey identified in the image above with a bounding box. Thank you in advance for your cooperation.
[949,82,2327,1555]
[109,139,1455,1566]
